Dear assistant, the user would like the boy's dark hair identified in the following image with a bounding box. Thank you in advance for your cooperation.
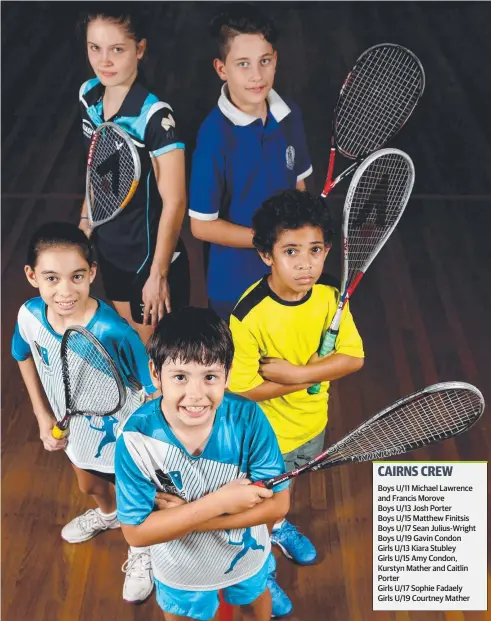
[147,308,235,375]
[252,189,334,255]
[27,222,94,268]
[209,3,278,61]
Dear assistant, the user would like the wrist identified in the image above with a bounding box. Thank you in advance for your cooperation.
[35,410,55,425]
[295,365,310,384]
[150,263,168,278]
[209,489,227,516]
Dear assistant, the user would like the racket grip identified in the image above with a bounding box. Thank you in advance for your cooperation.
[318,331,337,357]
[253,480,267,488]
[307,332,337,395]
[52,425,68,440]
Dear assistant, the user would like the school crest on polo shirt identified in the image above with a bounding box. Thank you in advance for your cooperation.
[285,145,295,171]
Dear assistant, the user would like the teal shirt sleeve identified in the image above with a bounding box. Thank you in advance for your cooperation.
[247,404,290,493]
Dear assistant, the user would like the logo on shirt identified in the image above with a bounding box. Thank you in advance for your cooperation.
[34,341,51,371]
[82,119,94,139]
[161,113,175,131]
[155,469,186,500]
[286,145,295,171]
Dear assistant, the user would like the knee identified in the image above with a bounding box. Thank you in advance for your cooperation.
[77,478,107,496]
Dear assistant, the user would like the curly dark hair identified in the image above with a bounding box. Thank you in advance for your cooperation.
[252,190,334,255]
[209,3,278,61]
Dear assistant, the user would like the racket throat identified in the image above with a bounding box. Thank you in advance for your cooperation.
[58,414,72,431]
[347,272,364,298]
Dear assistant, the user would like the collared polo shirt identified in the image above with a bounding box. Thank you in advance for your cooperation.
[80,77,185,273]
[189,85,313,303]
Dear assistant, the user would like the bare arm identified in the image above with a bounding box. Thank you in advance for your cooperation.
[78,196,92,237]
[237,380,313,402]
[151,149,186,279]
[196,488,290,532]
[190,178,306,248]
[121,479,273,547]
[259,354,364,386]
[142,150,186,324]
[296,353,364,383]
[18,359,66,451]
[235,354,363,402]
[190,217,254,248]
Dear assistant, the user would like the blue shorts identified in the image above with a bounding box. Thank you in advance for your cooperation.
[155,556,269,620]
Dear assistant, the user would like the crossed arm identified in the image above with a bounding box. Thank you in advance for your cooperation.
[121,482,290,547]
[239,353,364,402]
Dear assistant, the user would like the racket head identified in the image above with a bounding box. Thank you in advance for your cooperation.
[263,382,484,488]
[316,381,485,469]
[60,325,126,424]
[340,148,415,291]
[333,43,425,160]
[86,122,141,228]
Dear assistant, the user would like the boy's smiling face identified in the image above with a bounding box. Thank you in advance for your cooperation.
[260,225,330,300]
[213,33,277,114]
[150,359,229,431]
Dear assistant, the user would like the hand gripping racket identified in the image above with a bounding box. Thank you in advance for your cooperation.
[308,148,415,395]
[322,43,424,197]
[256,382,484,489]
[52,326,126,439]
[86,122,141,229]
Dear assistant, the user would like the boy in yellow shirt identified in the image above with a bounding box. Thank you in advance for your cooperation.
[229,189,364,600]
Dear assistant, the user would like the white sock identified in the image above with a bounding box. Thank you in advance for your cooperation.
[130,545,149,553]
[272,519,285,532]
[97,508,117,520]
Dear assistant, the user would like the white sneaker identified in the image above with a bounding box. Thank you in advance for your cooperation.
[61,508,120,543]
[122,547,154,604]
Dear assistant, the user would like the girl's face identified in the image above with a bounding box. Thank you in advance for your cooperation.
[86,18,146,88]
[25,247,96,318]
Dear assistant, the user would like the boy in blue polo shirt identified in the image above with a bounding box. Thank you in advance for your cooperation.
[189,5,312,615]
[189,4,312,322]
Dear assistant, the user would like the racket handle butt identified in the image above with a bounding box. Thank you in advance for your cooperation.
[307,384,322,395]
[52,425,68,440]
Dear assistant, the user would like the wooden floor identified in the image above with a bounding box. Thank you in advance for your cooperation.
[2,3,491,620]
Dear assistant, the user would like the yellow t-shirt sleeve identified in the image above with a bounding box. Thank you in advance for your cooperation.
[229,315,264,393]
[335,301,365,358]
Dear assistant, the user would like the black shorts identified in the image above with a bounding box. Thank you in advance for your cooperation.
[96,244,190,324]
[84,468,116,485]
[67,455,116,484]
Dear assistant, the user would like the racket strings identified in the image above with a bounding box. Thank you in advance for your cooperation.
[322,388,483,465]
[63,333,123,415]
[336,46,424,157]
[88,127,137,223]
[339,47,422,150]
[345,153,412,282]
